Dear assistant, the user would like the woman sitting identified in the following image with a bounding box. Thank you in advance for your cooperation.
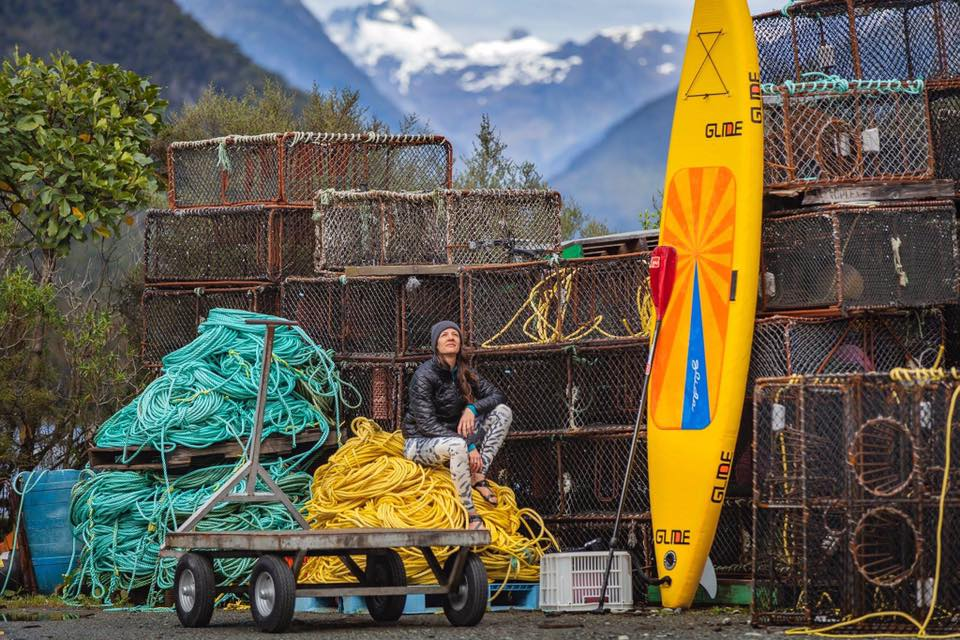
[402,321,513,530]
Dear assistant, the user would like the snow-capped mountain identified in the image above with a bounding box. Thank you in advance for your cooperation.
[308,0,684,175]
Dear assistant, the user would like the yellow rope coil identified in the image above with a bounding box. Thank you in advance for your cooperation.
[297,418,559,586]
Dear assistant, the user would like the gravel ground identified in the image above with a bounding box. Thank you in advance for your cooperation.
[0,606,812,640]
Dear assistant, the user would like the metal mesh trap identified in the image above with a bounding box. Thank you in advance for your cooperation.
[400,274,462,355]
[929,81,960,190]
[763,85,934,190]
[752,0,960,86]
[752,374,960,633]
[313,189,562,269]
[280,276,400,356]
[167,133,453,209]
[144,207,316,283]
[141,285,279,366]
[464,254,652,350]
[760,201,958,313]
[749,309,945,388]
[470,350,569,435]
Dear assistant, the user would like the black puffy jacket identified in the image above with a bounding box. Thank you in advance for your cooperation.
[402,357,506,441]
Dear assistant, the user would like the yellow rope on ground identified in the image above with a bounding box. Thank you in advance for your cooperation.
[481,266,654,348]
[298,418,559,586]
[786,369,960,638]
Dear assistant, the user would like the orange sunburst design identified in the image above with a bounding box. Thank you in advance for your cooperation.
[650,166,736,430]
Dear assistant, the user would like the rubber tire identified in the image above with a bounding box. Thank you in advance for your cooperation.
[174,553,215,628]
[364,550,407,623]
[442,552,487,627]
[249,555,296,633]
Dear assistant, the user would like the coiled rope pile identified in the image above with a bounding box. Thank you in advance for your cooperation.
[298,418,558,586]
[65,309,343,606]
[95,308,344,459]
[64,464,312,607]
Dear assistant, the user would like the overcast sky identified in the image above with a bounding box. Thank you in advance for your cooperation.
[307,1,785,44]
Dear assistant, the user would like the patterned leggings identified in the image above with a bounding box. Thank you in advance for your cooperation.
[403,404,513,513]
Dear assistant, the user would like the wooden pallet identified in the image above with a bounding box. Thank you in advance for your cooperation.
[87,428,329,471]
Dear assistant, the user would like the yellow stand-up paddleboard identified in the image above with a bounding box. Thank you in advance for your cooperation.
[647,0,763,609]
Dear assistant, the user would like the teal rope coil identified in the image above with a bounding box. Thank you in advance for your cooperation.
[95,308,345,461]
[63,462,312,607]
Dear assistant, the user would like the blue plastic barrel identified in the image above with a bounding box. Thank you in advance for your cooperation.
[18,470,81,594]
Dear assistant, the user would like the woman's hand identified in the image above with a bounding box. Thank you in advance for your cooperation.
[458,407,476,437]
[469,449,482,474]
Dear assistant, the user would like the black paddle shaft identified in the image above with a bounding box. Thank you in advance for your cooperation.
[594,318,669,612]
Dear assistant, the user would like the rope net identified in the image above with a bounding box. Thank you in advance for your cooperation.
[752,373,960,634]
[761,201,959,313]
[167,133,452,209]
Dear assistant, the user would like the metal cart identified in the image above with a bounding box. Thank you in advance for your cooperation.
[160,318,491,633]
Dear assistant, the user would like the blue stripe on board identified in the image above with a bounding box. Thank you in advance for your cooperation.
[681,265,711,430]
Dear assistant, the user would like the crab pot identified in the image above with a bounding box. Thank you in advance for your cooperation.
[464,253,651,350]
[929,81,960,190]
[463,261,556,349]
[167,135,282,208]
[313,192,446,268]
[470,350,568,435]
[338,361,402,432]
[753,501,960,633]
[488,436,561,518]
[752,1,960,86]
[281,276,400,356]
[748,309,945,388]
[557,431,648,518]
[560,254,652,344]
[567,343,648,430]
[141,285,279,366]
[763,86,934,190]
[755,375,960,506]
[166,133,452,209]
[442,190,562,264]
[313,189,562,270]
[850,0,960,80]
[144,207,316,283]
[761,201,958,313]
[400,274,462,355]
[752,2,856,85]
[282,134,452,204]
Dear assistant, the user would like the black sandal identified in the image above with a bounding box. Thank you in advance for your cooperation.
[468,514,486,530]
[472,478,499,506]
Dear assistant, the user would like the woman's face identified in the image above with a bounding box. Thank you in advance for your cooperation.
[437,327,461,356]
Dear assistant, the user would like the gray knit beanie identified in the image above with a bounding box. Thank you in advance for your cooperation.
[431,320,461,353]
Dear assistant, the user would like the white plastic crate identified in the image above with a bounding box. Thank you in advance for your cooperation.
[539,551,633,612]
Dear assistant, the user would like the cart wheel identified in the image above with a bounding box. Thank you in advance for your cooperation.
[249,555,296,633]
[442,552,487,627]
[364,550,407,623]
[174,553,215,628]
